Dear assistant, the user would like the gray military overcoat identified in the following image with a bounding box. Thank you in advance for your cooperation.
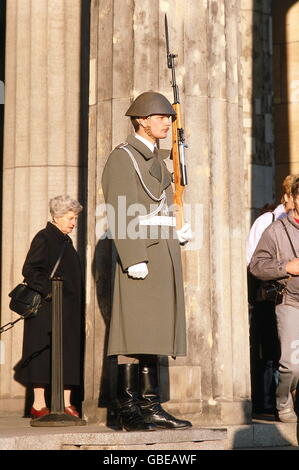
[102,134,187,357]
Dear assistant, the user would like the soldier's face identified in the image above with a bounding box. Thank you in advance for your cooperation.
[138,114,171,141]
[147,115,171,140]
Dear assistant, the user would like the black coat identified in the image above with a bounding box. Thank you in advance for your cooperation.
[14,222,83,386]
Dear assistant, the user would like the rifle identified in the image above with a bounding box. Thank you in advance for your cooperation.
[165,14,188,230]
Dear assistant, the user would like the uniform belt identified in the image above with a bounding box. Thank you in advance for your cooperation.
[139,215,176,227]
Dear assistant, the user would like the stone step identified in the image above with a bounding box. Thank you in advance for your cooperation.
[62,427,227,451]
[0,416,227,450]
[227,419,299,449]
[63,441,225,450]
[1,416,299,450]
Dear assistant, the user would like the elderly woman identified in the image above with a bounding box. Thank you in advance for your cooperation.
[14,195,83,419]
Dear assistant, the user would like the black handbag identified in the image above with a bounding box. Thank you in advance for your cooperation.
[8,283,42,318]
[259,280,285,304]
[8,240,67,319]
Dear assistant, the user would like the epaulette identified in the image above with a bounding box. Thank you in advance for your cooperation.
[115,142,128,150]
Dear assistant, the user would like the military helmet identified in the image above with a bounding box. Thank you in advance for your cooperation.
[125,91,176,117]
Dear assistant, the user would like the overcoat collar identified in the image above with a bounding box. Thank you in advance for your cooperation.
[126,135,171,189]
[126,135,171,161]
[126,134,155,161]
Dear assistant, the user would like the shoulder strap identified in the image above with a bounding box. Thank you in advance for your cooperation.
[279,219,297,258]
[119,143,166,203]
[272,212,275,222]
[49,240,68,280]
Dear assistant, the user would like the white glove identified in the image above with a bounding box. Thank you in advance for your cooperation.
[176,223,192,244]
[128,262,149,279]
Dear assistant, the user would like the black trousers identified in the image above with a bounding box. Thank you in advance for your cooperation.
[249,299,280,412]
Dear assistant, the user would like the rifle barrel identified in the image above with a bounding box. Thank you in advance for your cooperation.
[165,14,188,229]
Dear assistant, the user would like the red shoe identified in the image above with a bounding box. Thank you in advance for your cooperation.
[30,406,50,419]
[64,405,79,418]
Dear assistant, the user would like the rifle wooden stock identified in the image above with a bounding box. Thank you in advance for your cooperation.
[172,103,185,230]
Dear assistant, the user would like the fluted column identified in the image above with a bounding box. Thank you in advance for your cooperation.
[273,1,299,196]
[87,0,251,425]
[0,0,81,411]
[204,0,250,423]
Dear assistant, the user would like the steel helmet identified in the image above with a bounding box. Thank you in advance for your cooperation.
[125,91,176,117]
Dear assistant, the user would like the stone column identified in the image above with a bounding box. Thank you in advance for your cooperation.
[87,0,251,425]
[241,0,274,226]
[273,0,299,196]
[0,0,82,412]
[167,0,251,425]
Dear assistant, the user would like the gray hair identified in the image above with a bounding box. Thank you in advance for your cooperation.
[49,195,83,218]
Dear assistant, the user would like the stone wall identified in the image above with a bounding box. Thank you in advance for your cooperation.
[273,0,299,197]
[241,0,274,226]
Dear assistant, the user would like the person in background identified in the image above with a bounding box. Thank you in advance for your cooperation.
[247,174,297,415]
[247,174,297,265]
[250,177,299,422]
[14,195,84,419]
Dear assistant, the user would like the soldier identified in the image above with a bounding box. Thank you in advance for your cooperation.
[102,91,192,431]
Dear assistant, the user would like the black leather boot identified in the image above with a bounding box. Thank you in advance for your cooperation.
[117,364,156,431]
[139,363,192,429]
